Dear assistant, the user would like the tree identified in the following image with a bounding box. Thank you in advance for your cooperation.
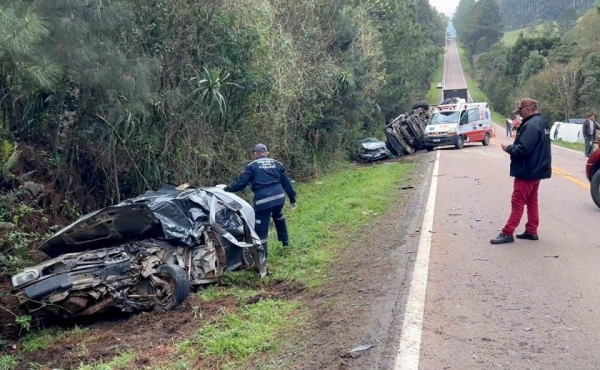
[522,63,582,122]
[452,0,476,40]
[461,0,504,61]
[578,52,600,114]
[518,52,546,84]
[557,8,577,35]
[497,0,596,30]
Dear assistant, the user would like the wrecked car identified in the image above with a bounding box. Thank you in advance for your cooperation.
[355,137,395,162]
[384,101,432,156]
[10,184,266,317]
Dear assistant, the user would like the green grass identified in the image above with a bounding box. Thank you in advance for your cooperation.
[425,53,444,104]
[266,161,414,288]
[77,352,135,370]
[553,139,585,152]
[194,299,298,369]
[20,328,68,352]
[170,300,299,370]
[502,28,524,46]
[502,24,557,46]
[0,355,17,370]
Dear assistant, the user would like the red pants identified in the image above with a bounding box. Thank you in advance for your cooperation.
[502,178,540,235]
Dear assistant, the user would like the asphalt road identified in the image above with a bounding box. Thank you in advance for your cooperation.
[397,43,600,369]
[443,39,468,92]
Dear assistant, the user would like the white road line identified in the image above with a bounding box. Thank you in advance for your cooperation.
[394,150,440,370]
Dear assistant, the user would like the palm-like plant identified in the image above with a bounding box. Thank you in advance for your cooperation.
[336,70,356,97]
[188,66,240,117]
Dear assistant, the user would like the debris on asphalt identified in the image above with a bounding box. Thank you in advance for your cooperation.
[342,344,376,358]
[544,255,559,259]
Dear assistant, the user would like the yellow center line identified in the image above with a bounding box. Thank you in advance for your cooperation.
[490,141,589,189]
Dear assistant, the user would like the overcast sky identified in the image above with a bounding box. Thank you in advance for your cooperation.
[429,0,460,19]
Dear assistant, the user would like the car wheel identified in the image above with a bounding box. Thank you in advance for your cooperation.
[426,146,434,152]
[590,170,600,208]
[482,132,491,146]
[455,136,465,149]
[242,247,255,267]
[412,101,430,111]
[152,264,190,311]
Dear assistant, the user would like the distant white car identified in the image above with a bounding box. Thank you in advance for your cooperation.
[436,82,443,89]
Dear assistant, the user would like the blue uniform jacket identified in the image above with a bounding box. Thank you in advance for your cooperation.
[224,155,297,212]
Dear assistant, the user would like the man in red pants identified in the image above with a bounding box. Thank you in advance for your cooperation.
[491,98,552,245]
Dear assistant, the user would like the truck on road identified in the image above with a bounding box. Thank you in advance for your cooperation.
[443,87,468,101]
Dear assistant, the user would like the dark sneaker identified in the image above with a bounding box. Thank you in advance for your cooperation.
[516,232,538,240]
[490,233,515,245]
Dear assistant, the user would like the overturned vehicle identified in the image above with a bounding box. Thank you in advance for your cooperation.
[384,101,433,156]
[10,185,266,317]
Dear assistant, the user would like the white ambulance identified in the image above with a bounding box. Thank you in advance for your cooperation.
[423,100,493,150]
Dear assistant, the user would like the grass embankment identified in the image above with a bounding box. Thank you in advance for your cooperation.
[457,44,585,151]
[457,45,505,124]
[425,53,444,104]
[502,24,553,46]
[5,161,414,370]
[553,139,585,152]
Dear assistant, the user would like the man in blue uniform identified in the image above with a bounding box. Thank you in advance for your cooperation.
[220,144,296,258]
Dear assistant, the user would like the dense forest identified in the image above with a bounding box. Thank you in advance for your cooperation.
[453,0,600,123]
[0,1,446,276]
[454,0,596,33]
[497,0,596,30]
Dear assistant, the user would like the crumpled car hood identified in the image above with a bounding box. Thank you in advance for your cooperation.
[40,204,159,258]
[39,185,256,259]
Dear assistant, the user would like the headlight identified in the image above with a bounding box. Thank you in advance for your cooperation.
[447,127,457,136]
[11,270,39,288]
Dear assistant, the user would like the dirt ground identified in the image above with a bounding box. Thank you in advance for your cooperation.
[7,278,304,370]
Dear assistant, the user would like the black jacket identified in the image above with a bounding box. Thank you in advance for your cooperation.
[224,155,296,212]
[506,113,552,180]
[583,119,598,138]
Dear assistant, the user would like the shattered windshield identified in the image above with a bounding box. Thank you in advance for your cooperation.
[429,111,460,125]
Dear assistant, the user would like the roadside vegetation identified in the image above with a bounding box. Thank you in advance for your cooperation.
[453,0,600,123]
[4,160,413,369]
[0,0,446,346]
[502,23,559,46]
[553,139,586,152]
[426,54,444,104]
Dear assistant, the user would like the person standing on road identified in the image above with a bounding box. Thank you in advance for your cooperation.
[583,113,599,157]
[505,115,513,137]
[491,98,552,245]
[512,114,522,134]
[219,144,297,258]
